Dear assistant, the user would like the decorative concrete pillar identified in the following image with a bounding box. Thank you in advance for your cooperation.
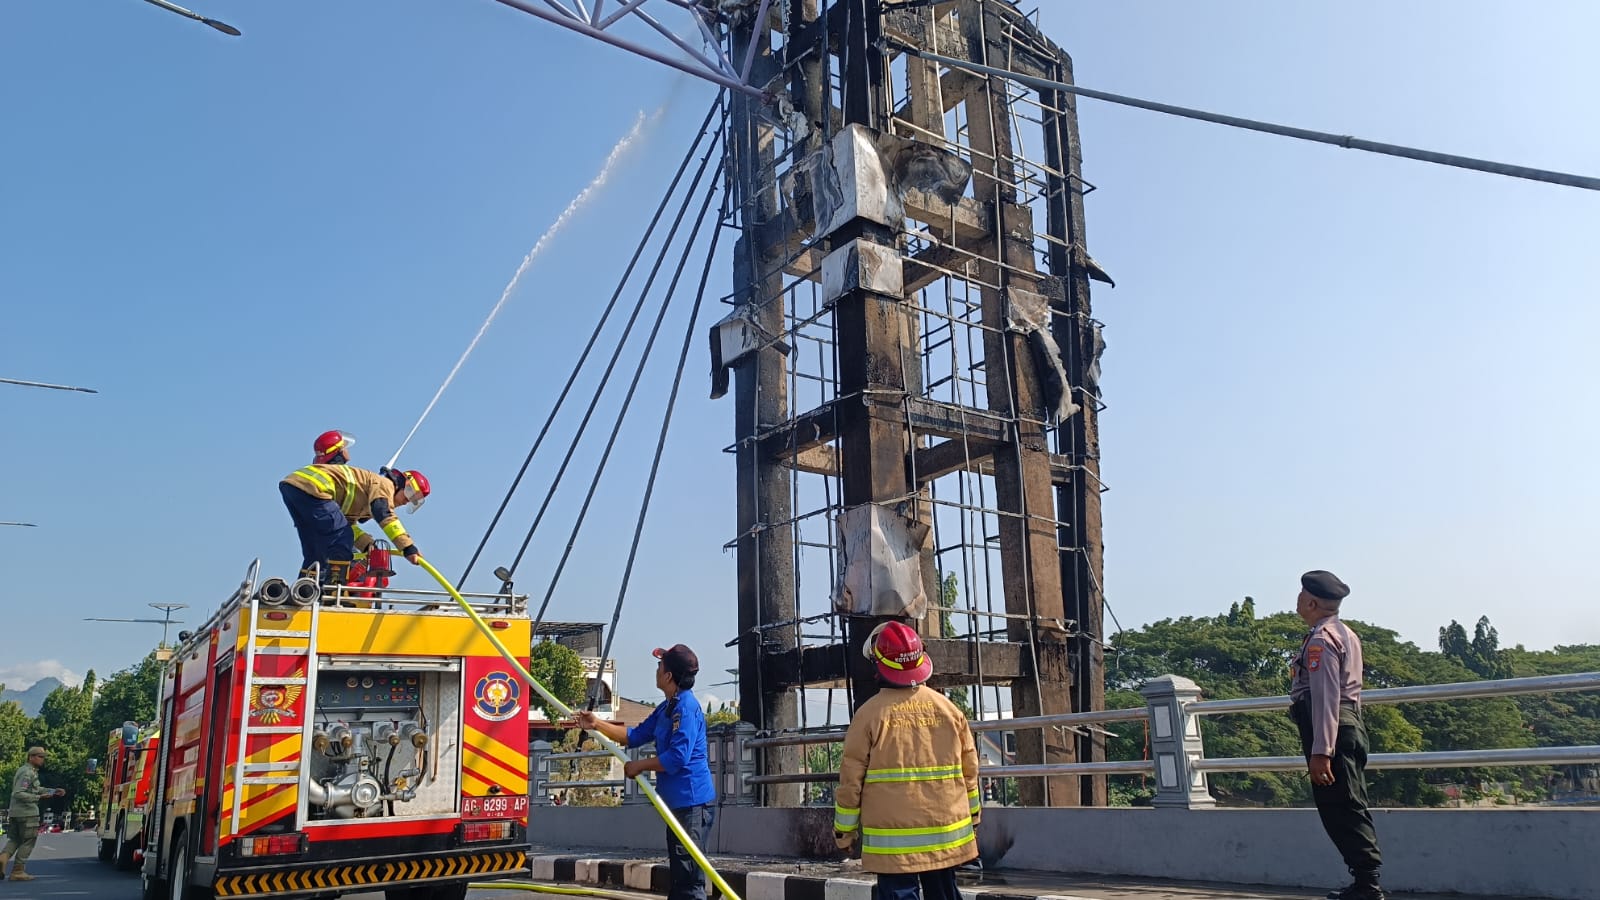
[1139,675,1214,809]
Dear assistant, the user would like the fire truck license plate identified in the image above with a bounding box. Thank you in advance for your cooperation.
[463,795,529,818]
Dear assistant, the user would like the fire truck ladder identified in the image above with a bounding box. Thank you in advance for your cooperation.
[231,586,324,835]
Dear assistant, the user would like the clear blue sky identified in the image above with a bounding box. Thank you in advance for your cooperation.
[2,2,1595,705]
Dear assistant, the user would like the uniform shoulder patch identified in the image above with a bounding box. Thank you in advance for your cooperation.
[1307,644,1325,671]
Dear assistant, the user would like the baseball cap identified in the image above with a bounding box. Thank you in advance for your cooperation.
[652,644,700,679]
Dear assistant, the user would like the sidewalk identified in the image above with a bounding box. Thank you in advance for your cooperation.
[527,846,1491,900]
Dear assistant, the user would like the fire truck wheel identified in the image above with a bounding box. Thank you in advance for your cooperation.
[167,833,214,900]
[98,835,115,862]
[116,816,139,870]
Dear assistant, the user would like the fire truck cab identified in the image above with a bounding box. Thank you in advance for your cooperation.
[97,721,160,870]
[141,561,531,900]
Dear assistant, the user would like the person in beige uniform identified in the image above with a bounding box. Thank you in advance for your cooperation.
[833,622,980,900]
[279,463,430,587]
[2,747,65,881]
[1290,570,1385,900]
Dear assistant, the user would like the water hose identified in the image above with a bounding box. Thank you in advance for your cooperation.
[467,883,645,900]
[417,558,740,900]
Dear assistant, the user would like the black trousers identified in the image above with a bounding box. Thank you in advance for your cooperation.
[666,803,714,900]
[874,867,961,900]
[1293,701,1383,879]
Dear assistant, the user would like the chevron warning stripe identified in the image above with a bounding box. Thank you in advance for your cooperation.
[213,850,527,897]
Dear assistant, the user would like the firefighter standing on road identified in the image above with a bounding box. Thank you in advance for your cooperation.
[280,463,430,586]
[833,622,981,900]
[1,747,65,882]
[1290,570,1386,900]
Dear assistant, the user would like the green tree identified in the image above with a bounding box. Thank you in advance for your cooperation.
[706,703,741,726]
[805,742,844,805]
[25,674,100,820]
[89,651,165,747]
[1439,617,1512,680]
[0,697,30,804]
[936,572,974,719]
[527,640,587,722]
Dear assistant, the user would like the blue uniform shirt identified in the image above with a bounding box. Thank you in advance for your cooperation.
[626,688,716,810]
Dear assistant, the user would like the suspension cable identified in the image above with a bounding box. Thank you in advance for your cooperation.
[457,96,725,588]
[584,169,732,709]
[533,124,727,631]
[896,43,1600,192]
[502,109,725,583]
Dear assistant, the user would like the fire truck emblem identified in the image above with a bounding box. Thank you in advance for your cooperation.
[250,670,305,725]
[473,672,521,721]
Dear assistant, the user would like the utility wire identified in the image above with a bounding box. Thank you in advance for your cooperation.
[897,44,1600,192]
[457,96,724,589]
[533,127,726,634]
[583,145,731,710]
[503,112,725,586]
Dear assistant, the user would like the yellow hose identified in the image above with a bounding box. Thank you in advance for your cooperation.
[466,882,643,900]
[417,558,740,900]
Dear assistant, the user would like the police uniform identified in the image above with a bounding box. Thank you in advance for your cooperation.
[627,645,715,900]
[1289,570,1383,900]
[2,757,57,880]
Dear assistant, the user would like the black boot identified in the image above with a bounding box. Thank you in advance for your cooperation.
[1325,874,1385,900]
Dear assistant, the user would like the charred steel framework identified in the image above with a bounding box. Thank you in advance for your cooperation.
[719,0,1108,807]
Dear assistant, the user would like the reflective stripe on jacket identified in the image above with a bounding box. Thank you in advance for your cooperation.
[281,464,414,551]
[833,685,980,874]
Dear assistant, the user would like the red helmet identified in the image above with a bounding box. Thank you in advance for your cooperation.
[865,621,932,687]
[313,430,356,464]
[399,469,430,512]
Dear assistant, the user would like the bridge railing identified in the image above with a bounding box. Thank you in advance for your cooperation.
[737,671,1600,808]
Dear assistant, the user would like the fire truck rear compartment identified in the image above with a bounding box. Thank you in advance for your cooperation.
[306,662,461,822]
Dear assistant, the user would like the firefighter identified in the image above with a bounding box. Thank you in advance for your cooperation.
[312,429,356,465]
[279,464,430,586]
[833,622,980,900]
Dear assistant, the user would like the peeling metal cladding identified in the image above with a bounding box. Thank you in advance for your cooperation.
[822,239,904,308]
[1005,286,1077,424]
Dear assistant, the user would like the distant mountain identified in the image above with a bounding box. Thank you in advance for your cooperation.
[0,677,64,717]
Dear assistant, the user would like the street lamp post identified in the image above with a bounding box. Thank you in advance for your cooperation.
[137,0,241,36]
[84,602,190,649]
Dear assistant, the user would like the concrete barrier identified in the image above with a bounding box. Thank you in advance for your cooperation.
[527,805,1600,900]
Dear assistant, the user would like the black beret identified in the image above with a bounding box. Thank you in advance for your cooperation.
[1301,570,1350,602]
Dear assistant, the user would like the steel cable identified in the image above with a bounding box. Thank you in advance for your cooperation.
[456,96,725,589]
[529,122,727,632]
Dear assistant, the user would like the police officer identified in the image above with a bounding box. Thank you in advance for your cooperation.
[1290,570,1385,900]
[1,747,65,882]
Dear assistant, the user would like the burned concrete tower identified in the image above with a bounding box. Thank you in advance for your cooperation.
[711,0,1109,807]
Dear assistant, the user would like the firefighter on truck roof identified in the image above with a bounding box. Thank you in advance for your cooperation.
[279,463,430,586]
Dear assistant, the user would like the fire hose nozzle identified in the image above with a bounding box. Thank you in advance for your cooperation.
[257,578,292,607]
[289,576,322,606]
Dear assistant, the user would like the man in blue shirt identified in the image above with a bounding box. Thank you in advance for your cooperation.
[577,644,716,900]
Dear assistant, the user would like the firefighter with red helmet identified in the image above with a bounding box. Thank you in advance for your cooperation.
[833,621,980,900]
[279,463,430,586]
[312,430,355,465]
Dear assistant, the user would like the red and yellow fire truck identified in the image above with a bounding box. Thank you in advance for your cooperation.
[97,722,161,870]
[140,561,531,900]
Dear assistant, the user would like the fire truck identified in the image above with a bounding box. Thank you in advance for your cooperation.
[140,560,531,900]
[97,722,161,870]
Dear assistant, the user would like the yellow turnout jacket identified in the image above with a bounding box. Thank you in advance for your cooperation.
[833,685,981,874]
[281,464,415,552]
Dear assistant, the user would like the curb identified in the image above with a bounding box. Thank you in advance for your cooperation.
[529,855,1098,900]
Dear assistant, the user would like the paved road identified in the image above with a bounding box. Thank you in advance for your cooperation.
[11,832,589,900]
